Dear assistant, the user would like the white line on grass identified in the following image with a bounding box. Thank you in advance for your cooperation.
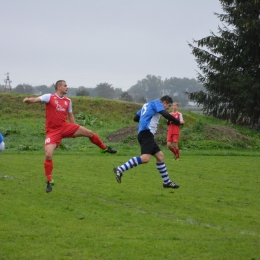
[8,177,260,239]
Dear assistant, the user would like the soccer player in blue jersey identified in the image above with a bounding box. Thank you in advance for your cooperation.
[0,133,5,152]
[113,95,181,189]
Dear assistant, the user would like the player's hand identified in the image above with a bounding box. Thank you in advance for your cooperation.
[23,97,30,103]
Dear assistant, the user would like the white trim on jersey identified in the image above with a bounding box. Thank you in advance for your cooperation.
[39,94,73,113]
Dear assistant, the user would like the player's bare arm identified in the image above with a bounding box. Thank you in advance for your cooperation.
[23,97,41,103]
[68,112,76,124]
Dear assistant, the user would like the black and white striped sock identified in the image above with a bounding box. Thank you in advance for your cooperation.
[118,156,142,173]
[156,162,170,184]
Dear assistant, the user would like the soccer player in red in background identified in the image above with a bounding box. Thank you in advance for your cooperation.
[167,102,184,160]
[23,80,117,193]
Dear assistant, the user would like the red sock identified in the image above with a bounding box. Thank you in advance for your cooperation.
[90,133,107,150]
[44,160,53,182]
[169,147,177,156]
[176,148,180,158]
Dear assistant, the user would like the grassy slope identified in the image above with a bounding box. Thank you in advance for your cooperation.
[1,92,260,152]
[0,93,142,121]
[0,93,141,151]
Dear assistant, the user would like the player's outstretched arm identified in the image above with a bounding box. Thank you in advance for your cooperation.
[23,97,41,103]
[159,110,180,126]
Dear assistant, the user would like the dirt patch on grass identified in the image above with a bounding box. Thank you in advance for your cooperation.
[107,125,250,145]
[107,125,138,143]
[205,126,250,143]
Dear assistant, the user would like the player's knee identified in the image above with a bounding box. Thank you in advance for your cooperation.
[140,155,150,163]
[156,153,165,162]
[142,158,150,163]
[45,152,52,160]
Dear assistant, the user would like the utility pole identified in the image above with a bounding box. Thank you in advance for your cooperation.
[4,73,12,92]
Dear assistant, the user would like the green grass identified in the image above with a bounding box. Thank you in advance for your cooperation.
[0,151,260,260]
[0,93,260,259]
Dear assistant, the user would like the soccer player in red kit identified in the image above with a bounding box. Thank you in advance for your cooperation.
[167,102,184,160]
[23,80,117,193]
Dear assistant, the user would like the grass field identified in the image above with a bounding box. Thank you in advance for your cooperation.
[1,150,259,260]
[0,93,260,259]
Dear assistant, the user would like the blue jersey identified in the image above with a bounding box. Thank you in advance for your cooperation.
[0,133,4,143]
[137,100,165,135]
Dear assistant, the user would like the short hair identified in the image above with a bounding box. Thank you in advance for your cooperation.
[55,80,65,90]
[173,102,179,106]
[160,95,173,104]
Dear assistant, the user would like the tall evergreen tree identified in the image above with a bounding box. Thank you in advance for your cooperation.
[188,0,260,127]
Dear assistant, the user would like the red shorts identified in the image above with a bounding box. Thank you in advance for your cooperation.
[45,123,80,147]
[167,133,179,143]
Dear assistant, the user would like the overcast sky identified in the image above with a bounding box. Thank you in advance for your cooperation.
[0,0,223,90]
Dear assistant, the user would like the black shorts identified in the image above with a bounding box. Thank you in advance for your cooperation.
[138,130,161,155]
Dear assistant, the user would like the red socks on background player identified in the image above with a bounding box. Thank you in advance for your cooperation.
[169,147,177,157]
[175,148,180,159]
[169,147,180,159]
[44,159,53,182]
[89,133,107,150]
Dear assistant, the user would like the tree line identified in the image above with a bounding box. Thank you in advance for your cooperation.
[0,76,204,107]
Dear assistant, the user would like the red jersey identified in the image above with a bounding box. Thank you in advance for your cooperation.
[39,94,72,131]
[168,111,182,135]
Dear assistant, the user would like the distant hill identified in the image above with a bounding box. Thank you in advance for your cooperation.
[0,93,142,121]
[1,92,259,151]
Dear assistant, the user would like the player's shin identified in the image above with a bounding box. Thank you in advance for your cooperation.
[176,148,180,158]
[89,133,107,150]
[44,159,53,182]
[156,162,170,184]
[118,156,142,173]
[169,147,177,156]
